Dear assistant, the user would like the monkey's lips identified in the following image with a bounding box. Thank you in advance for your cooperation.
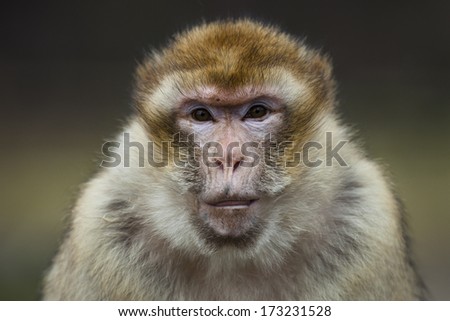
[209,199,256,208]
[198,198,260,239]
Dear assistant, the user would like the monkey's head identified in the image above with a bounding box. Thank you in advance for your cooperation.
[133,20,336,254]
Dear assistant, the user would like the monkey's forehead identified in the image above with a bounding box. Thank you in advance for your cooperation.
[146,68,311,110]
[136,20,331,91]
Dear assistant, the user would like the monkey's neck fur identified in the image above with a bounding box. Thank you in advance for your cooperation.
[44,116,423,300]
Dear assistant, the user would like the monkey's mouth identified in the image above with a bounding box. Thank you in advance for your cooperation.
[208,199,257,209]
[197,198,261,241]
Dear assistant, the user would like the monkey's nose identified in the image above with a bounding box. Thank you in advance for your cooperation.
[214,157,243,172]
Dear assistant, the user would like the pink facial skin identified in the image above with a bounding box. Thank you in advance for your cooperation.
[176,90,285,238]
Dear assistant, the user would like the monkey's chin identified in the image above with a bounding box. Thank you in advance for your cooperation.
[196,201,261,246]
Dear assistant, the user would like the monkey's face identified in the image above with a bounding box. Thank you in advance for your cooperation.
[174,90,290,245]
[134,20,336,250]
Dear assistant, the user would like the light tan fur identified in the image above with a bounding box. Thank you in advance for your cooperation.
[43,19,425,300]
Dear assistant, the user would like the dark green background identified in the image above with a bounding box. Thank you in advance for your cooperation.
[1,0,449,299]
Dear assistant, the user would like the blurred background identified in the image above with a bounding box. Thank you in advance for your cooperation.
[0,0,449,300]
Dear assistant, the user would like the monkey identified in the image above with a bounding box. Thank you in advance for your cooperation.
[42,19,426,300]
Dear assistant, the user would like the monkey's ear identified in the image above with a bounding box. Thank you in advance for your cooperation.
[133,52,162,102]
[297,47,337,111]
[312,52,334,84]
[131,52,176,142]
[299,44,335,84]
[132,51,166,119]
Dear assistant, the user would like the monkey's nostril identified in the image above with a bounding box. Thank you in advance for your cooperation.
[233,160,242,172]
[215,159,223,169]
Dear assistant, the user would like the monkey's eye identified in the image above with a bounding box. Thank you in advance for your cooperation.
[244,104,269,119]
[192,108,213,122]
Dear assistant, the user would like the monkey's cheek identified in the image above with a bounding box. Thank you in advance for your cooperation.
[198,204,258,238]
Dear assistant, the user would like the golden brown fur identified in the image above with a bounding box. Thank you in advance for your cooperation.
[43,19,425,300]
